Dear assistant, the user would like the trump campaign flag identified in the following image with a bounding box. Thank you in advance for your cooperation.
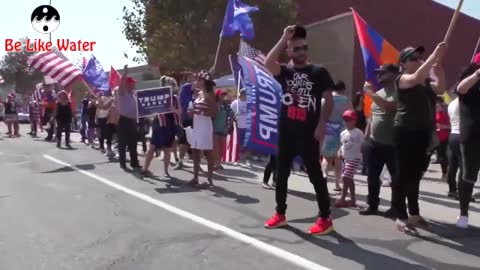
[352,9,399,117]
[83,55,110,91]
[237,54,282,155]
[221,0,259,40]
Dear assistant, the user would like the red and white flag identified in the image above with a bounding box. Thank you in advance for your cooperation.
[27,52,82,86]
[32,83,43,101]
[109,66,122,89]
[222,126,240,163]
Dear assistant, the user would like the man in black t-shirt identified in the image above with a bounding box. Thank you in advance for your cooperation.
[264,25,335,236]
[455,54,480,229]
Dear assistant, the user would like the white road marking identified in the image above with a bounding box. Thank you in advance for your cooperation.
[43,154,332,270]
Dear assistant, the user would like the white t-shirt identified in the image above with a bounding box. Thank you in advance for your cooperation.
[230,99,247,129]
[97,96,114,119]
[340,128,364,160]
[448,98,460,135]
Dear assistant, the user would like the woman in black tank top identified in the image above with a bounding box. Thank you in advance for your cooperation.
[392,42,447,235]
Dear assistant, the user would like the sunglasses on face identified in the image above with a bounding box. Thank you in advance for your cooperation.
[408,56,422,62]
[292,45,309,53]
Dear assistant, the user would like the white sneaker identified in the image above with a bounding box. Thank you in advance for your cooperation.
[456,216,469,229]
[245,160,252,167]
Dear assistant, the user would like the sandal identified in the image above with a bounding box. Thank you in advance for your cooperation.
[334,200,349,208]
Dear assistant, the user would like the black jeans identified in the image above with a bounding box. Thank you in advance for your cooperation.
[447,134,461,193]
[263,155,277,184]
[276,134,331,218]
[364,138,396,209]
[80,114,88,141]
[56,122,71,145]
[392,127,431,220]
[436,138,449,174]
[459,141,480,216]
[97,118,108,150]
[118,116,139,167]
[106,123,116,148]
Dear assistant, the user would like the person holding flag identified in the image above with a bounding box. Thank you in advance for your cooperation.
[264,25,335,236]
[392,43,446,234]
[455,53,480,229]
[116,65,141,170]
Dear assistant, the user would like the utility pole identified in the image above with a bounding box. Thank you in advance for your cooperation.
[49,0,52,42]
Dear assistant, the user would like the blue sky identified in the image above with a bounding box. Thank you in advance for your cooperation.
[0,0,478,70]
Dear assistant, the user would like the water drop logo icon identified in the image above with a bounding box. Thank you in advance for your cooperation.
[31,5,60,34]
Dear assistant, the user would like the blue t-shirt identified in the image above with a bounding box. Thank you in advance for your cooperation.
[179,83,193,121]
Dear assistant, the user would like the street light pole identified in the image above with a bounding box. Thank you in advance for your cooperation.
[49,0,52,42]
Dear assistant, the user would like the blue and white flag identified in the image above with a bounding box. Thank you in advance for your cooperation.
[83,55,109,91]
[221,0,259,40]
[237,55,282,155]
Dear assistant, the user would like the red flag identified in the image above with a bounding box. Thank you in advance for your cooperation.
[222,126,240,163]
[109,66,122,89]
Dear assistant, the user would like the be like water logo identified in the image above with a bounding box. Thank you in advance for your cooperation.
[3,5,96,53]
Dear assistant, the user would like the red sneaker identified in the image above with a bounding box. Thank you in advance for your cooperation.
[309,217,334,236]
[264,213,287,229]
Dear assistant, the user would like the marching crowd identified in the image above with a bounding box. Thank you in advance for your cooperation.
[1,25,480,237]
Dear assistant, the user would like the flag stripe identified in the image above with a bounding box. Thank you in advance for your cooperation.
[28,52,82,86]
[223,125,239,163]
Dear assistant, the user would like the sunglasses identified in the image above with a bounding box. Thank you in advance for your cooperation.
[292,45,309,53]
[408,56,422,62]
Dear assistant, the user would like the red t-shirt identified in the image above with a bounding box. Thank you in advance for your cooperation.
[436,111,450,142]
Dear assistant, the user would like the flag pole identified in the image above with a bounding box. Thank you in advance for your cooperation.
[443,0,464,45]
[210,34,223,75]
[471,35,480,62]
[49,0,52,43]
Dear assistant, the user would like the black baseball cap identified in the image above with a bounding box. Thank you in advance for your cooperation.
[292,25,307,39]
[375,64,400,74]
[399,46,425,63]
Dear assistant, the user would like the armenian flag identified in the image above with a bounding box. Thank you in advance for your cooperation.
[351,9,399,117]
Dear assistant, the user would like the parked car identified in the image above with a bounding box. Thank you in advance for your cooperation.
[18,112,30,123]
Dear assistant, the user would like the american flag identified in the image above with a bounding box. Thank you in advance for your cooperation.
[27,52,82,86]
[222,125,240,163]
[238,39,266,67]
[32,83,43,102]
[0,75,4,84]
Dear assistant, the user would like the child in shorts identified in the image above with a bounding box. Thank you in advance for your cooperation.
[336,109,364,208]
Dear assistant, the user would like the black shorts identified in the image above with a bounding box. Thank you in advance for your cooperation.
[177,119,193,145]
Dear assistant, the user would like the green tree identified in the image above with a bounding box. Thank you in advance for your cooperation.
[0,37,68,94]
[122,0,296,73]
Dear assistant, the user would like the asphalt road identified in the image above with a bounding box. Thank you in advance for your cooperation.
[0,126,479,270]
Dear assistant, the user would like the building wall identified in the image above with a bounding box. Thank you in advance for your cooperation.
[297,0,480,92]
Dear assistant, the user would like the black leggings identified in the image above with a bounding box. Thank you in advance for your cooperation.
[105,123,116,148]
[459,141,480,216]
[392,127,431,220]
[436,139,448,174]
[263,155,277,185]
[447,134,461,193]
[97,118,108,149]
[276,135,330,218]
[56,122,71,144]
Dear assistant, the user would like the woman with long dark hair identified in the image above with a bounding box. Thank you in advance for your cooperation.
[352,92,367,132]
[188,71,218,188]
[455,53,480,229]
[392,43,446,234]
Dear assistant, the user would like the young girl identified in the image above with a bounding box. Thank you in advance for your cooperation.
[29,99,41,137]
[336,109,364,208]
[188,71,217,187]
[142,76,180,177]
[55,91,73,148]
